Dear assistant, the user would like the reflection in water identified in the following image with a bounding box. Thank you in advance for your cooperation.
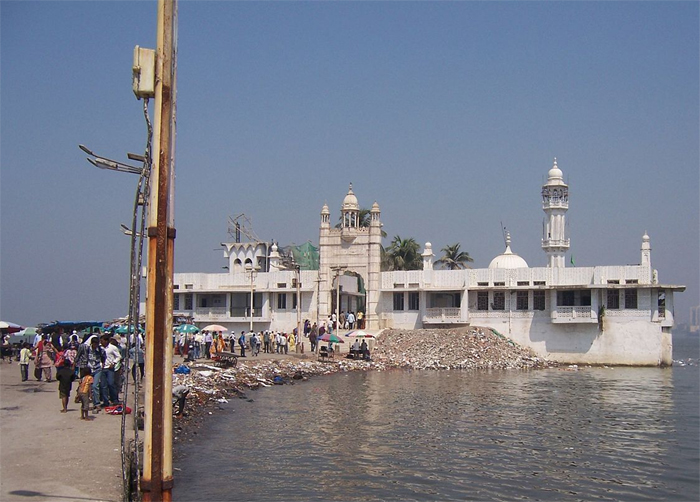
[175,363,698,501]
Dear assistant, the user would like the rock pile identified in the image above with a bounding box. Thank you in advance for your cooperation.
[172,357,382,443]
[175,327,550,406]
[174,357,381,406]
[172,327,553,442]
[372,327,553,370]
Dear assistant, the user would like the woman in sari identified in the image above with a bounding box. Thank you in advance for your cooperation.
[209,333,219,357]
[36,335,56,382]
[216,332,226,354]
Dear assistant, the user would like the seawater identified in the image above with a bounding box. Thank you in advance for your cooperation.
[174,334,699,501]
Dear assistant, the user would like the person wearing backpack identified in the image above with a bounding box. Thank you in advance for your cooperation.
[75,338,90,378]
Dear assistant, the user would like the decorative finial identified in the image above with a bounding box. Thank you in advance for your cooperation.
[553,157,557,168]
[506,231,511,246]
[348,182,353,193]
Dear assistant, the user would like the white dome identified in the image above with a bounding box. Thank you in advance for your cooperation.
[342,183,359,211]
[489,250,529,269]
[488,233,529,269]
[548,158,563,181]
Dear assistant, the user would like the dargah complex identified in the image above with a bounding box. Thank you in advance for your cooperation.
[173,160,684,366]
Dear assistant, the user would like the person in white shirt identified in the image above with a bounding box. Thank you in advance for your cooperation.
[194,332,203,358]
[101,336,122,405]
[351,338,361,357]
[347,312,356,330]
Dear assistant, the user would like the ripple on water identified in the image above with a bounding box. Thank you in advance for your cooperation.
[175,365,699,501]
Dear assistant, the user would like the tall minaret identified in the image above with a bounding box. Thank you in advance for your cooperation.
[641,231,651,267]
[541,158,570,267]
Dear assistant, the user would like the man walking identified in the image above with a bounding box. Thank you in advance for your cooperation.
[88,336,108,412]
[204,330,213,358]
[347,311,356,330]
[238,331,247,357]
[102,336,122,406]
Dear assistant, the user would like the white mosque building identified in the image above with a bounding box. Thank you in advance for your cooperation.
[173,160,684,366]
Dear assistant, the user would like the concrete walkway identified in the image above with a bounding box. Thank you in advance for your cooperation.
[0,361,123,502]
[0,332,374,501]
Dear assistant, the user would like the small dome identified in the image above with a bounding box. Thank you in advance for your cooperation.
[489,232,529,269]
[342,183,359,211]
[371,201,380,213]
[321,203,330,215]
[548,158,563,181]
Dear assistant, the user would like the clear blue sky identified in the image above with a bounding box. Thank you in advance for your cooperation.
[1,1,698,327]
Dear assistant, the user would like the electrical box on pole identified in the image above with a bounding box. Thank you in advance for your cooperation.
[132,45,156,99]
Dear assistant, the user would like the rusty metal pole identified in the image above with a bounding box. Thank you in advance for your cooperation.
[142,0,177,500]
[296,265,302,352]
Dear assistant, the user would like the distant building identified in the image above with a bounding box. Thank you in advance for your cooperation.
[174,160,685,366]
[691,306,700,333]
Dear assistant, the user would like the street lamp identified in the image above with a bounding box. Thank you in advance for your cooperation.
[245,264,259,332]
[79,144,144,175]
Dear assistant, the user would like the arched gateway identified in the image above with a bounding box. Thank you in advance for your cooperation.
[318,184,382,329]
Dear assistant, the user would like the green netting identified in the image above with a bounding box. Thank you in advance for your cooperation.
[290,241,320,270]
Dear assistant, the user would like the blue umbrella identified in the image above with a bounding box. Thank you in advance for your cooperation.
[176,324,199,334]
[115,325,143,334]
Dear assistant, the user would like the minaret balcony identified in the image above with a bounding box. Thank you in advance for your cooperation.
[542,238,570,248]
[542,200,569,209]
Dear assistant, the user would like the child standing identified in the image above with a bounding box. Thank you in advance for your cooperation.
[19,343,33,381]
[77,368,94,420]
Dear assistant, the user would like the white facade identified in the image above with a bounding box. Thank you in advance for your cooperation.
[173,162,684,366]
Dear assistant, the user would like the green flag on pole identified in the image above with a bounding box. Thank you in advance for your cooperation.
[570,254,575,267]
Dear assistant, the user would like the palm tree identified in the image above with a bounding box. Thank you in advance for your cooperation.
[436,243,474,270]
[384,235,422,271]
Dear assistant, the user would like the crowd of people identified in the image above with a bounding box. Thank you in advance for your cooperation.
[175,328,301,359]
[171,314,371,361]
[3,313,374,420]
[10,328,143,420]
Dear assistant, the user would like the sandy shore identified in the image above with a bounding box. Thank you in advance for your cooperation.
[0,360,124,502]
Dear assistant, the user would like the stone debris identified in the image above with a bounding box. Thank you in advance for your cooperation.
[175,327,552,407]
[371,327,554,371]
[172,327,555,444]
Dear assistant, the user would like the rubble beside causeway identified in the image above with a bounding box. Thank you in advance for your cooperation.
[373,327,553,370]
[172,327,554,444]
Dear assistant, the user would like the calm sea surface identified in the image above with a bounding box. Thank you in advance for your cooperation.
[174,334,699,501]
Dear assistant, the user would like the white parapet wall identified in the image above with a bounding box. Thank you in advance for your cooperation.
[467,312,670,366]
